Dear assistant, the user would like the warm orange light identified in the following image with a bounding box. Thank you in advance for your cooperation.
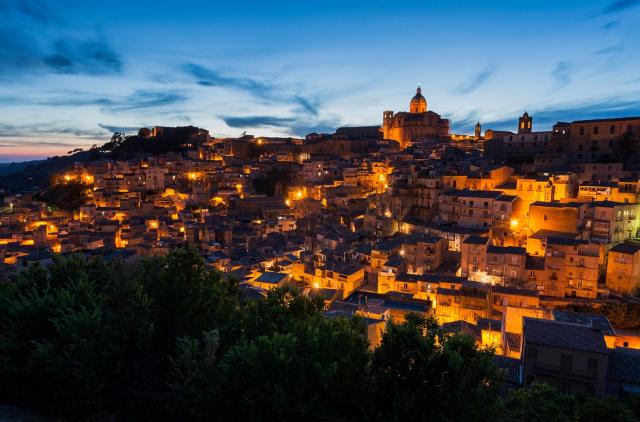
[188,172,197,180]
[384,209,392,218]
[312,281,320,289]
[63,175,71,182]
[285,199,292,207]
[510,219,519,229]
[296,190,303,199]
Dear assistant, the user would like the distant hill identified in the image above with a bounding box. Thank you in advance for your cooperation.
[0,126,207,194]
[0,160,43,176]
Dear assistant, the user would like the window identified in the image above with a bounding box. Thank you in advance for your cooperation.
[588,358,598,374]
[610,125,616,134]
[528,347,538,361]
[580,127,585,135]
[561,353,573,371]
[593,126,599,135]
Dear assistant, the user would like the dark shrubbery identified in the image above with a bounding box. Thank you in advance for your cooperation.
[0,250,636,421]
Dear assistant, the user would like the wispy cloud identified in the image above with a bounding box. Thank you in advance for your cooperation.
[184,63,271,93]
[0,0,60,24]
[552,61,572,87]
[43,39,122,75]
[222,116,295,128]
[220,114,339,136]
[36,89,188,112]
[594,45,625,55]
[98,123,144,134]
[457,68,495,94]
[104,90,188,112]
[184,63,323,118]
[476,96,640,132]
[0,122,107,139]
[293,95,319,117]
[0,140,81,148]
[600,0,640,14]
[0,0,122,76]
[602,20,620,29]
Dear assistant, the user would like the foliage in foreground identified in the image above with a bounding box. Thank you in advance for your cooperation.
[0,250,637,421]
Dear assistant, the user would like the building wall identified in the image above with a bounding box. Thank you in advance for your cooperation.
[523,342,607,397]
[606,249,640,295]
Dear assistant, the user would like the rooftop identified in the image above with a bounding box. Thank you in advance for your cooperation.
[523,317,608,354]
[610,241,640,255]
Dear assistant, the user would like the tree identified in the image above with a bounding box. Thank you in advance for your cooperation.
[368,314,502,421]
[35,181,89,210]
[502,383,636,422]
[0,250,240,420]
[1,253,637,421]
[214,314,370,421]
[502,383,578,422]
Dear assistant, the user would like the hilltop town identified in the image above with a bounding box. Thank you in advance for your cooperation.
[2,87,640,398]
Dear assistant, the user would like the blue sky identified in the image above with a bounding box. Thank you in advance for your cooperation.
[0,0,639,161]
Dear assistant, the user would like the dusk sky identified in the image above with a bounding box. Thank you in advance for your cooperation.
[1,0,639,162]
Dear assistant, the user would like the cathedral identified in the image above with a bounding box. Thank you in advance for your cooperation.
[382,87,450,149]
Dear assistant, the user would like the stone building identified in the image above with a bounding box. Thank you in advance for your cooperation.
[382,87,450,149]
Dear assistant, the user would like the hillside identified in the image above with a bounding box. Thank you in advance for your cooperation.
[0,126,206,194]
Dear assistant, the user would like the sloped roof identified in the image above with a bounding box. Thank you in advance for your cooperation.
[523,317,607,354]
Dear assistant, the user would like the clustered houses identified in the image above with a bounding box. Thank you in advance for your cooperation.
[2,88,640,395]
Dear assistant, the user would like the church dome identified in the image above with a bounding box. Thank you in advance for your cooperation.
[410,87,427,113]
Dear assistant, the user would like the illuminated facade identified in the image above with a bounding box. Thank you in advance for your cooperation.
[382,87,450,149]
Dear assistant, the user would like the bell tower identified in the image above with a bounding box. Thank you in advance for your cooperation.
[475,122,481,140]
[518,112,532,134]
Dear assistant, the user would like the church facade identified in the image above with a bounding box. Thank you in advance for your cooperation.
[382,87,450,149]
